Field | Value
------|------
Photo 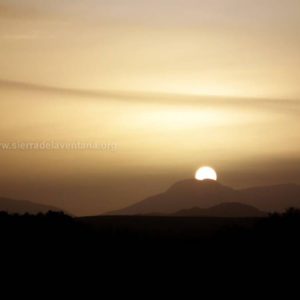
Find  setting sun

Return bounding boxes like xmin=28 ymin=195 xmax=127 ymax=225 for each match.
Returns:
xmin=195 ymin=167 xmax=217 ymax=181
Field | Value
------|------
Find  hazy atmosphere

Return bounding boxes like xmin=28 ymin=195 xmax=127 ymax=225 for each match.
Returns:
xmin=1 ymin=0 xmax=300 ymax=215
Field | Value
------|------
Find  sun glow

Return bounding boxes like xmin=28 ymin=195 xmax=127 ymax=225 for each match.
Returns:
xmin=195 ymin=166 xmax=217 ymax=181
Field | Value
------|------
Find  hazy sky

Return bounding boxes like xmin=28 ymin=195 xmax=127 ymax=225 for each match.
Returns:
xmin=1 ymin=0 xmax=300 ymax=97
xmin=0 ymin=1 xmax=300 ymax=215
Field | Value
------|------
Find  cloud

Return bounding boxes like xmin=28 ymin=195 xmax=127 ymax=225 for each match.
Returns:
xmin=0 ymin=79 xmax=299 ymax=126
xmin=0 ymin=78 xmax=298 ymax=107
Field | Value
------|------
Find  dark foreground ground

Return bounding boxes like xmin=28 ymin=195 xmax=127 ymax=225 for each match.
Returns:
xmin=2 ymin=209 xmax=300 ymax=285
xmin=1 ymin=209 xmax=300 ymax=252
xmin=79 ymin=215 xmax=259 ymax=241
xmin=2 ymin=210 xmax=299 ymax=290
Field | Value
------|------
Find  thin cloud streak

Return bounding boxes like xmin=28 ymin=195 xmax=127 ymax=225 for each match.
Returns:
xmin=1 ymin=79 xmax=299 ymax=113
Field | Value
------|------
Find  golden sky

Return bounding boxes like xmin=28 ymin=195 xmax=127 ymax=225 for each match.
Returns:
xmin=0 ymin=0 xmax=300 ymax=215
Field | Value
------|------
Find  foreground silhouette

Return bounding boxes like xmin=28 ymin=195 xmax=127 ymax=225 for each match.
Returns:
xmin=1 ymin=209 xmax=300 ymax=252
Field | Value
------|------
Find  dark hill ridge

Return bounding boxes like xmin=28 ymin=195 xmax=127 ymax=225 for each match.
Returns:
xmin=0 ymin=197 xmax=63 ymax=214
xmin=173 ymin=203 xmax=267 ymax=218
xmin=108 ymin=179 xmax=300 ymax=215
xmin=108 ymin=180 xmax=241 ymax=215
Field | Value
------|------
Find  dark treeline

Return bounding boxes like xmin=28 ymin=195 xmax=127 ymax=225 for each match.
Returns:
xmin=1 ymin=209 xmax=300 ymax=245
xmin=1 ymin=209 xmax=300 ymax=262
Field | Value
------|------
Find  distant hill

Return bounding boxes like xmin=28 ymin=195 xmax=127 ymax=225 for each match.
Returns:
xmin=108 ymin=180 xmax=241 ymax=215
xmin=240 ymin=184 xmax=300 ymax=212
xmin=0 ymin=197 xmax=63 ymax=214
xmin=173 ymin=203 xmax=267 ymax=218
xmin=108 ymin=179 xmax=300 ymax=215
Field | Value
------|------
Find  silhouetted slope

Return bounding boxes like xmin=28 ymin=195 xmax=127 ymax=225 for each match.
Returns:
xmin=0 ymin=197 xmax=62 ymax=214
xmin=109 ymin=179 xmax=240 ymax=215
xmin=108 ymin=179 xmax=300 ymax=215
xmin=240 ymin=184 xmax=300 ymax=212
xmin=173 ymin=203 xmax=267 ymax=217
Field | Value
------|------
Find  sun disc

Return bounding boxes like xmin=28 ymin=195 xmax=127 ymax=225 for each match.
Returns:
xmin=195 ymin=166 xmax=217 ymax=181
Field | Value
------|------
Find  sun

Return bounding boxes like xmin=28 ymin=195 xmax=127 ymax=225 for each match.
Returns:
xmin=195 ymin=166 xmax=217 ymax=181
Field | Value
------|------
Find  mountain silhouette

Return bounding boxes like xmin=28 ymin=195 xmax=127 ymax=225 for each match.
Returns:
xmin=0 ymin=197 xmax=63 ymax=214
xmin=173 ymin=203 xmax=266 ymax=218
xmin=108 ymin=179 xmax=240 ymax=215
xmin=108 ymin=179 xmax=300 ymax=215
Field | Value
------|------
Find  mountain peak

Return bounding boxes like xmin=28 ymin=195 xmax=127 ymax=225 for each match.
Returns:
xmin=166 ymin=178 xmax=234 ymax=199
xmin=107 ymin=179 xmax=300 ymax=215
xmin=168 ymin=178 xmax=225 ymax=192
xmin=108 ymin=178 xmax=239 ymax=215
